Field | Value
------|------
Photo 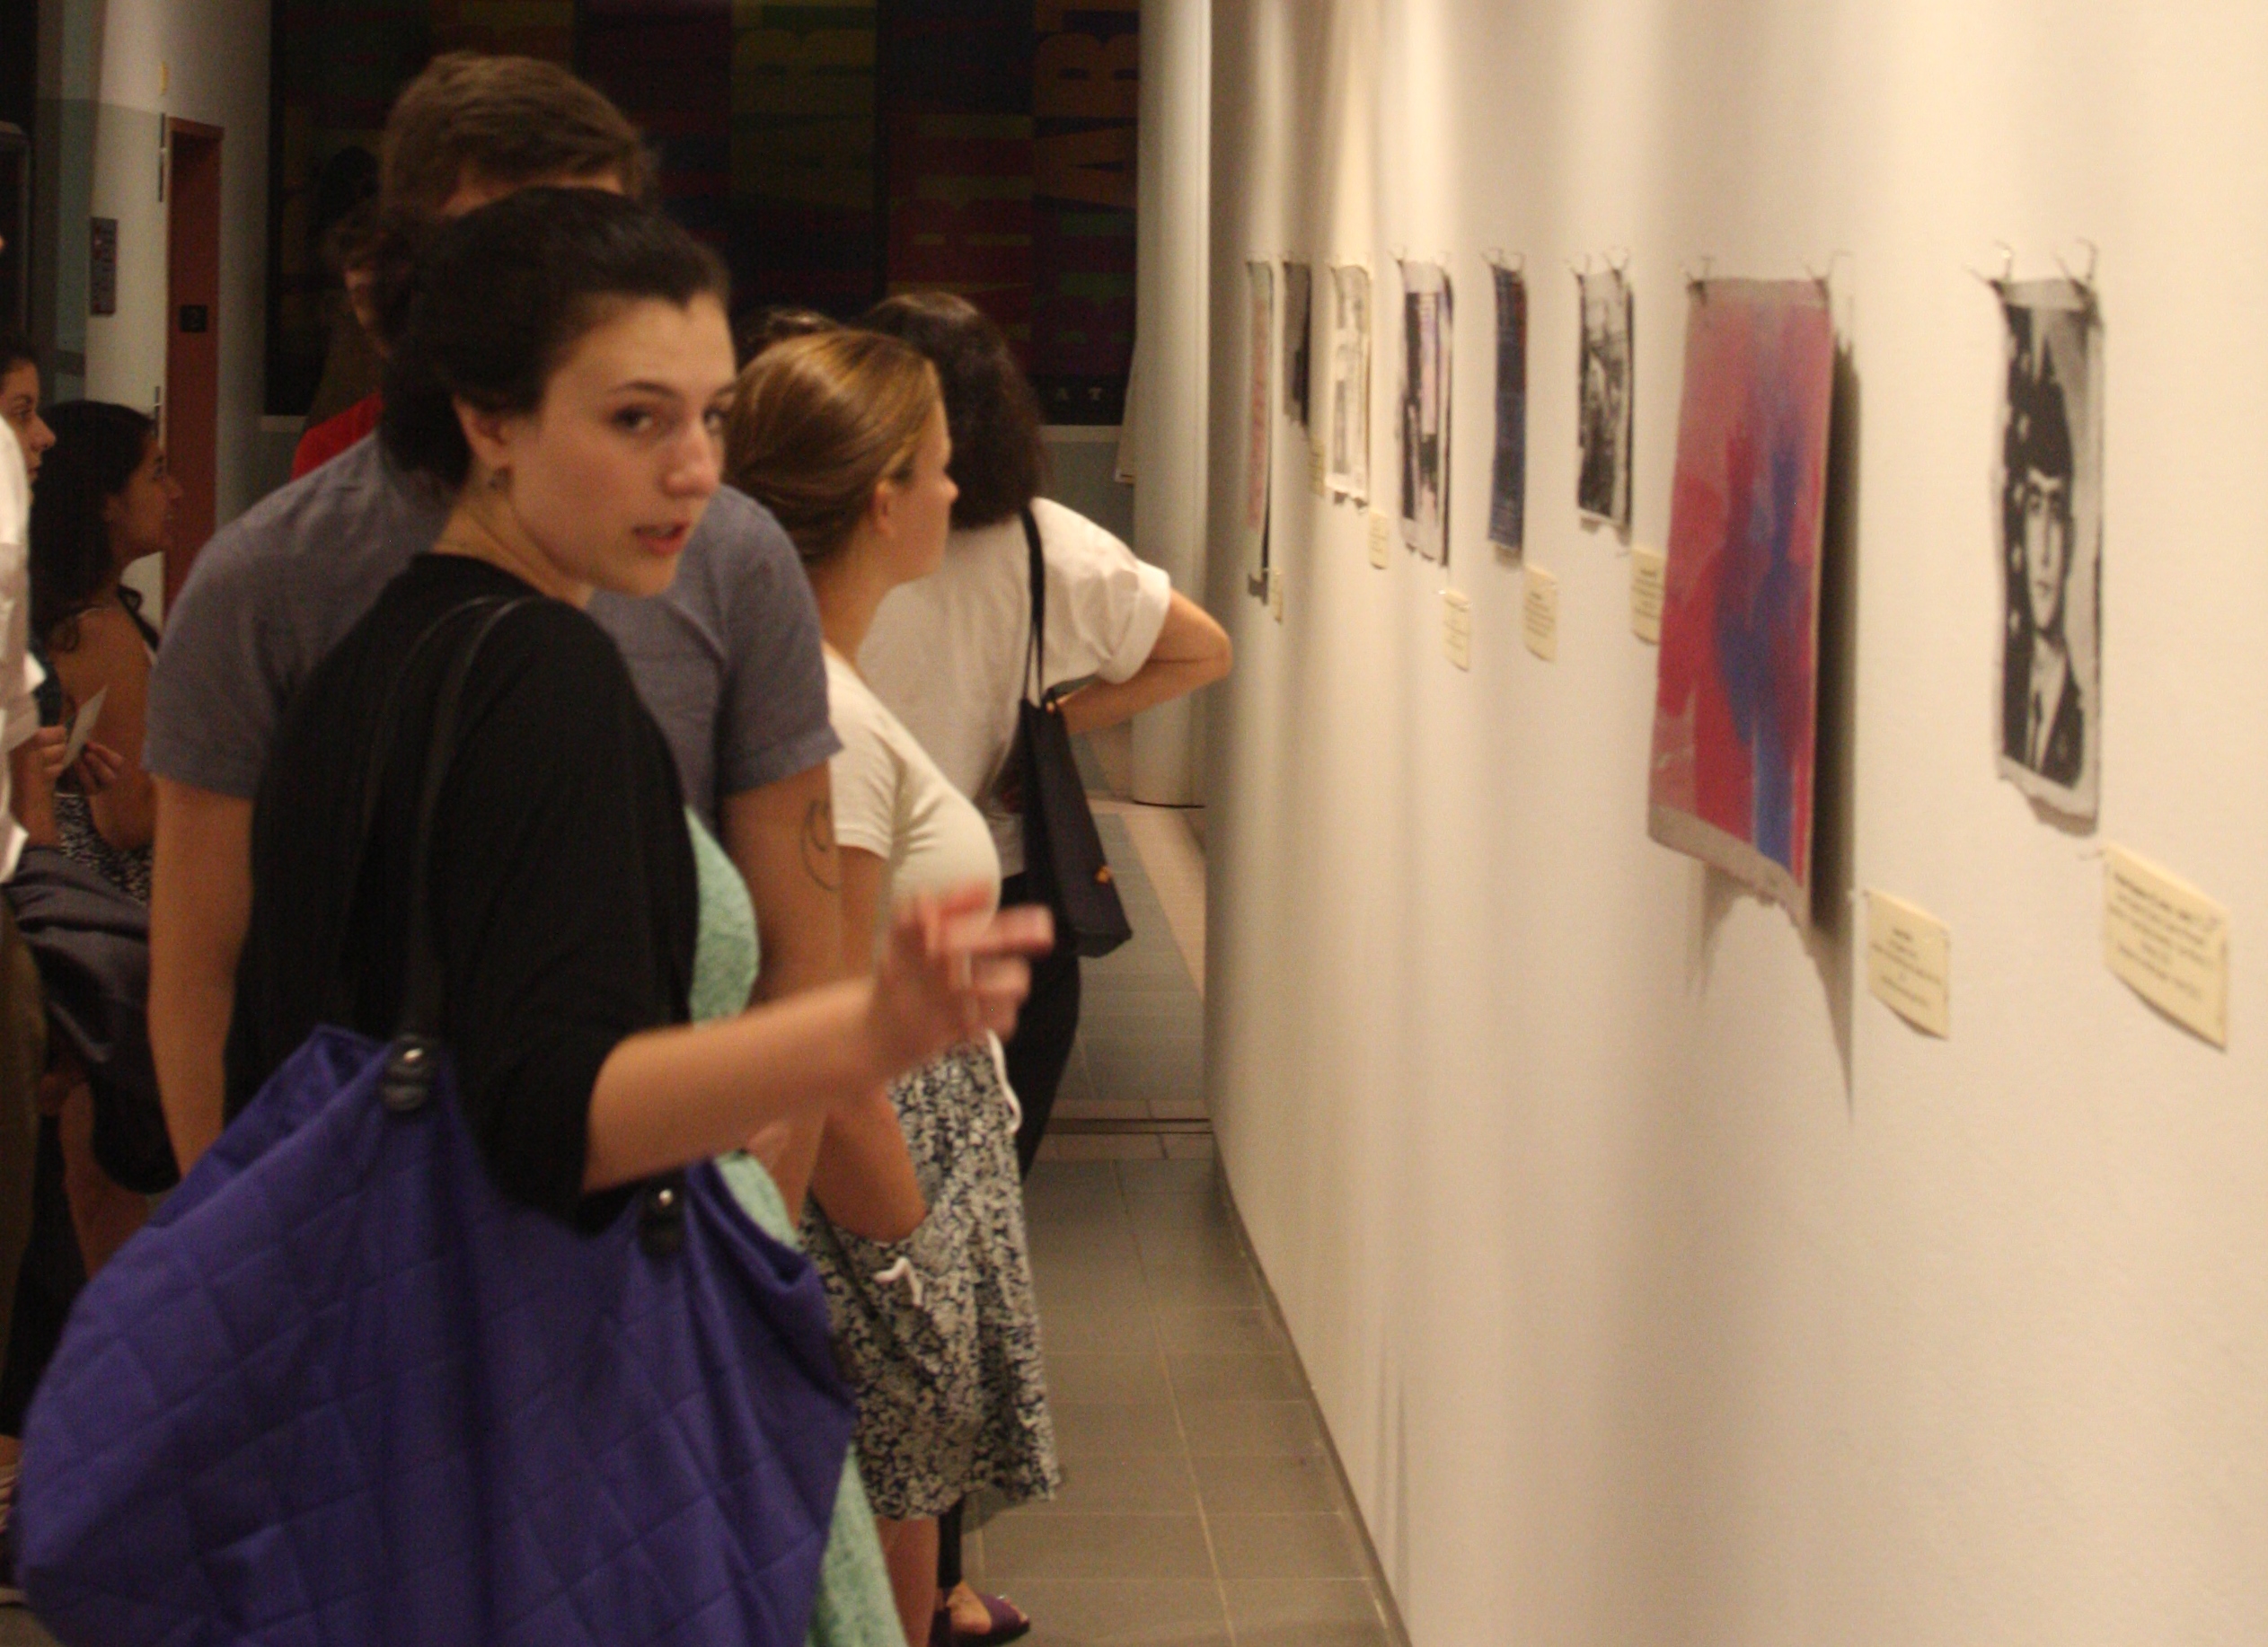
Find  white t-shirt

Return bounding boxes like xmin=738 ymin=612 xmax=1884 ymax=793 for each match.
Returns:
xmin=859 ymin=498 xmax=1172 ymax=876
xmin=825 ymin=651 xmax=1001 ymax=938
xmin=0 ymin=424 xmax=43 ymax=882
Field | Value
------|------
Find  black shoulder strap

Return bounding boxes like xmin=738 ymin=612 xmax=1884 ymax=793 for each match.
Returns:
xmin=1021 ymin=506 xmax=1046 ymax=707
xmin=342 ymin=595 xmax=533 ymax=1113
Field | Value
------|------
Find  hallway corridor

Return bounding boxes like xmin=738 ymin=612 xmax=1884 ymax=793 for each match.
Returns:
xmin=961 ymin=797 xmax=1407 ymax=1647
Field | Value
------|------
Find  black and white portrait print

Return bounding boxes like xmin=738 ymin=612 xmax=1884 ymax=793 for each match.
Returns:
xmin=1283 ymin=260 xmax=1312 ymax=429
xmin=1328 ymin=263 xmax=1372 ymax=505
xmin=1398 ymin=262 xmax=1452 ymax=564
xmin=1577 ymin=266 xmax=1632 ymax=531
xmin=1994 ymin=279 xmax=2101 ymax=821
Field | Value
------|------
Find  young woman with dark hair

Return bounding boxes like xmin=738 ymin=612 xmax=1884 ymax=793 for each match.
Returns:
xmin=222 ymin=187 xmax=1046 ymax=1637
xmin=729 ymin=329 xmax=1062 ymax=1647
xmin=26 ymin=401 xmax=173 ymax=901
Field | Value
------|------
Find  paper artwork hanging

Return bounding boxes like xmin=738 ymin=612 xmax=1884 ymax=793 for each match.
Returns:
xmin=1489 ymin=265 xmax=1527 ymax=559
xmin=1577 ymin=266 xmax=1633 ymax=531
xmin=1282 ymin=260 xmax=1312 ymax=429
xmin=1646 ymin=279 xmax=1836 ymax=921
xmin=1398 ymin=261 xmax=1452 ymax=563
xmin=1993 ymin=279 xmax=2101 ymax=822
xmin=1242 ymin=260 xmax=1274 ymax=591
xmin=1327 ymin=262 xmax=1372 ymax=506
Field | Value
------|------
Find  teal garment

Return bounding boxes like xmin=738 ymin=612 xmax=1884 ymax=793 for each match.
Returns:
xmin=689 ymin=812 xmax=903 ymax=1647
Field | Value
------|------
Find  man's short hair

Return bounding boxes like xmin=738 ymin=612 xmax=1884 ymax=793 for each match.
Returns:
xmin=380 ymin=52 xmax=650 ymax=222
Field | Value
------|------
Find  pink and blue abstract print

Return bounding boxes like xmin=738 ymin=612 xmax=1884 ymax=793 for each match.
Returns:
xmin=1647 ymin=281 xmax=1835 ymax=920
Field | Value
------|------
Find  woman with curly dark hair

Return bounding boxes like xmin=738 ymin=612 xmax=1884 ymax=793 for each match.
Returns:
xmin=27 ymin=401 xmax=174 ymax=901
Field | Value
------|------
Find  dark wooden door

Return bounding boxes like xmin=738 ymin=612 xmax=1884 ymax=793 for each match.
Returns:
xmin=164 ymin=119 xmax=222 ymax=606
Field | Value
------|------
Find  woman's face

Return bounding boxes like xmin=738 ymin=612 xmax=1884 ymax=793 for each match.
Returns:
xmin=479 ymin=294 xmax=737 ymax=601
xmin=882 ymin=402 xmax=957 ymax=585
xmin=106 ymin=435 xmax=182 ymax=564
xmin=2 ymin=364 xmax=55 ymax=483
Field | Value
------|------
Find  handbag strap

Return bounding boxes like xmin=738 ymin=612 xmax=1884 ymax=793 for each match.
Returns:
xmin=1021 ymin=506 xmax=1048 ymax=709
xmin=357 ymin=595 xmax=534 ymax=1114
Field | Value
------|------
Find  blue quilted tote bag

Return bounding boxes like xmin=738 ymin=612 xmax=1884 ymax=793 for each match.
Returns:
xmin=13 ymin=600 xmax=856 ymax=1646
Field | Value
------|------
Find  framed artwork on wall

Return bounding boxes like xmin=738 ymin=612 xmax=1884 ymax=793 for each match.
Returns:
xmin=1398 ymin=261 xmax=1452 ymax=564
xmin=1283 ymin=260 xmax=1312 ymax=429
xmin=1647 ymin=279 xmax=1836 ymax=921
xmin=1992 ymin=279 xmax=2101 ymax=822
xmin=1327 ymin=262 xmax=1372 ymax=506
xmin=1576 ymin=265 xmax=1633 ymax=532
xmin=1243 ymin=259 xmax=1274 ymax=593
xmin=1489 ymin=262 xmax=1527 ymax=560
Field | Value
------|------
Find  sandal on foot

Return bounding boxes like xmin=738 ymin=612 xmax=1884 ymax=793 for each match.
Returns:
xmin=950 ymin=1590 xmax=1031 ymax=1646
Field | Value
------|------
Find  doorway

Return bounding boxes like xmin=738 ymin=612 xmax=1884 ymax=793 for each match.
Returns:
xmin=164 ymin=119 xmax=221 ymax=606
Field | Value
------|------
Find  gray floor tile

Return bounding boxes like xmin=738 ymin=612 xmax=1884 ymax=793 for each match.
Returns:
xmin=1190 ymin=1451 xmax=1346 ymax=1515
xmin=1206 ymin=1513 xmax=1368 ymax=1581
xmin=1017 ymin=1453 xmax=1201 ymax=1516
xmin=1165 ymin=1352 xmax=1308 ymax=1403
xmin=1222 ymin=1580 xmax=1392 ymax=1647
xmin=1046 ymin=1352 xmax=1174 ymax=1405
xmin=1133 ymin=1221 xmax=1249 ymax=1272
xmin=982 ymin=1512 xmax=1213 ymax=1581
xmin=1160 ymin=1133 xmax=1218 ymax=1160
xmin=1151 ymin=1306 xmax=1288 ymax=1354
xmin=1040 ymin=1133 xmax=1169 ymax=1162
xmin=1115 ymin=1158 xmax=1231 ymax=1197
xmin=1039 ymin=1302 xmax=1160 ymax=1355
xmin=1139 ymin=1262 xmax=1261 ymax=1308
xmin=1005 ymin=1579 xmax=1230 ymax=1647
xmin=1047 ymin=1400 xmax=1185 ymax=1459
xmin=1178 ymin=1399 xmax=1328 ymax=1457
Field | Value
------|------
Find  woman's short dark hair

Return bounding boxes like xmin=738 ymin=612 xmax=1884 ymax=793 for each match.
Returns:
xmin=29 ymin=401 xmax=154 ymax=649
xmin=380 ymin=187 xmax=728 ymax=489
xmin=860 ymin=292 xmax=1046 ymax=529
xmin=0 ymin=332 xmax=35 ymax=381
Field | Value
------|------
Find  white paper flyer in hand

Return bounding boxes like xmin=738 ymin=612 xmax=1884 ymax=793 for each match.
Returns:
xmin=62 ymin=686 xmax=107 ymax=769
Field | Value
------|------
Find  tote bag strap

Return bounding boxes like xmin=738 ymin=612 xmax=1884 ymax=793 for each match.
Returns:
xmin=316 ymin=595 xmax=534 ymax=1112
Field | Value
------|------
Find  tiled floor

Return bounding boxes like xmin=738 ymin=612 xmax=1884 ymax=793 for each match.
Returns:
xmin=0 ymin=776 xmax=1403 ymax=1647
xmin=961 ymin=797 xmax=1408 ymax=1647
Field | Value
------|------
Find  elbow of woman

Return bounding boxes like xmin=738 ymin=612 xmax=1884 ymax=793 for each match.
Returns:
xmin=1198 ymin=626 xmax=1234 ymax=687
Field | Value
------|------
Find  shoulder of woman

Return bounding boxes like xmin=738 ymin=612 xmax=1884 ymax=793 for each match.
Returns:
xmin=1031 ymin=497 xmax=1134 ymax=568
xmin=53 ymin=601 xmax=148 ymax=668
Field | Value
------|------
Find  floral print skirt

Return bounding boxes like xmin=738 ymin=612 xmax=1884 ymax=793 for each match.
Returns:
xmin=799 ymin=1039 xmax=1061 ymax=1520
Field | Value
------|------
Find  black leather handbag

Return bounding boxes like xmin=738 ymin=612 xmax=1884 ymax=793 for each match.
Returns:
xmin=1015 ymin=507 xmax=1132 ymax=958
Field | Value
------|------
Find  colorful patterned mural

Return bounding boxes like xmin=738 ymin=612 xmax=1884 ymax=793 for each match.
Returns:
xmin=268 ymin=0 xmax=1134 ymax=422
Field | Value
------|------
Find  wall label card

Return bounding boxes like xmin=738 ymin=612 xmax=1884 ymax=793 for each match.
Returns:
xmin=2103 ymin=844 xmax=2228 ymax=1048
xmin=1630 ymin=544 xmax=1665 ymax=643
xmin=1368 ymin=511 xmax=1392 ymax=568
xmin=1522 ymin=565 xmax=1559 ymax=661
xmin=1865 ymin=891 xmax=1951 ymax=1038
xmin=1310 ymin=440 xmax=1327 ymax=497
xmin=1443 ymin=588 xmax=1472 ymax=670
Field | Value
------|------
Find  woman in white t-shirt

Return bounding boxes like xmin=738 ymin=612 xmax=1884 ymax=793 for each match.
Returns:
xmin=727 ymin=330 xmax=1060 ymax=1647
xmin=860 ymin=294 xmax=1232 ymax=1183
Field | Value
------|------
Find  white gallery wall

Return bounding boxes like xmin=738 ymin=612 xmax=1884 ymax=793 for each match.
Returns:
xmin=1199 ymin=3 xmax=2268 ymax=1644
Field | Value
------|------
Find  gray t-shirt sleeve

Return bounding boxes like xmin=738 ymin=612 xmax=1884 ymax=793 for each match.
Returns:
xmin=145 ymin=524 xmax=290 ymax=800
xmin=713 ymin=492 xmax=839 ymax=801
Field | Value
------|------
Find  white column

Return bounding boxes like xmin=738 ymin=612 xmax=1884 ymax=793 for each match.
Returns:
xmin=1127 ymin=0 xmax=1210 ymax=806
